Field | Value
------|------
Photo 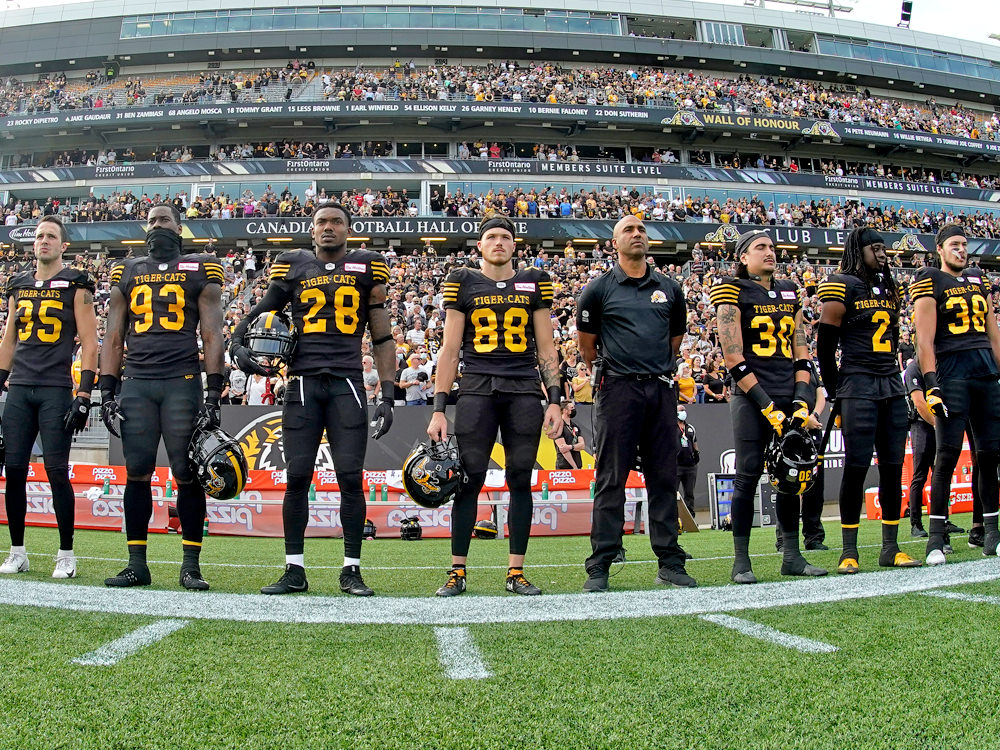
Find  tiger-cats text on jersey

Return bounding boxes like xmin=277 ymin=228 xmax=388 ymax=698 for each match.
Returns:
xmin=6 ymin=267 xmax=94 ymax=387
xmin=442 ymin=267 xmax=553 ymax=378
xmin=111 ymin=254 xmax=224 ymax=378
xmin=817 ymin=273 xmax=899 ymax=376
xmin=909 ymin=266 xmax=998 ymax=379
xmin=268 ymin=248 xmax=389 ymax=376
xmin=710 ymin=276 xmax=801 ymax=400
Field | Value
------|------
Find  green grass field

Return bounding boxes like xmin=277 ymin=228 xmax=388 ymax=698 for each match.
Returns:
xmin=1 ymin=515 xmax=999 ymax=750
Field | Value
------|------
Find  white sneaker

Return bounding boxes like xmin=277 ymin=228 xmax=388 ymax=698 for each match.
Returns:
xmin=0 ymin=551 xmax=29 ymax=574
xmin=52 ymin=554 xmax=77 ymax=579
xmin=926 ymin=549 xmax=947 ymax=566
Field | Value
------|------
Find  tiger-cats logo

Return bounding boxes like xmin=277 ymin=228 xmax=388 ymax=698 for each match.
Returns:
xmin=703 ymin=225 xmax=741 ymax=244
xmin=234 ymin=413 xmax=335 ymax=471
xmin=892 ymin=233 xmax=928 ymax=254
xmin=661 ymin=111 xmax=705 ymax=127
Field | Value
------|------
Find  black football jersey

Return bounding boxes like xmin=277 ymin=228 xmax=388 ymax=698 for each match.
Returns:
xmin=909 ymin=267 xmax=992 ymax=358
xmin=267 ymin=248 xmax=389 ymax=376
xmin=111 ymin=253 xmax=224 ymax=378
xmin=442 ymin=267 xmax=553 ymax=378
xmin=6 ymin=267 xmax=94 ymax=387
xmin=817 ymin=274 xmax=899 ymax=376
xmin=709 ymin=276 xmax=800 ymax=400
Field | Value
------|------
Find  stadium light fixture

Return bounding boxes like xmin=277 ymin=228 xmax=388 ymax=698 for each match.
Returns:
xmin=266 ymin=237 xmax=294 ymax=243
xmin=121 ymin=240 xmax=145 ymax=245
xmin=348 ymin=237 xmax=371 ymax=242
xmin=419 ymin=237 xmax=448 ymax=242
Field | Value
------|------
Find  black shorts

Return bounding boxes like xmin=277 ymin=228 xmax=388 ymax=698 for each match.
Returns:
xmin=282 ymin=373 xmax=368 ymax=478
xmin=839 ymin=395 xmax=908 ymax=466
xmin=120 ymin=375 xmax=203 ymax=481
xmin=936 ymin=376 xmax=1000 ymax=453
xmin=2 ymin=385 xmax=72 ymax=469
xmin=453 ymin=391 xmax=543 ymax=476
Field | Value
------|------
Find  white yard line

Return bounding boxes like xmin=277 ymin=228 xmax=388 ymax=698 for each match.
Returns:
xmin=700 ymin=613 xmax=839 ymax=653
xmin=921 ymin=590 xmax=1000 ymax=605
xmin=1 ymin=558 xmax=998 ymax=626
xmin=433 ymin=627 xmax=491 ymax=679
xmin=70 ymin=619 xmax=190 ymax=666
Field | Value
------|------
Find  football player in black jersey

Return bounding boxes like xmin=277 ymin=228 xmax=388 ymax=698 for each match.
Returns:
xmin=99 ymin=204 xmax=226 ymax=590
xmin=816 ymin=228 xmax=919 ymax=572
xmin=229 ymin=204 xmax=396 ymax=596
xmin=426 ymin=216 xmax=562 ymax=597
xmin=910 ymin=224 xmax=1000 ymax=563
xmin=712 ymin=229 xmax=827 ymax=583
xmin=0 ymin=216 xmax=97 ymax=579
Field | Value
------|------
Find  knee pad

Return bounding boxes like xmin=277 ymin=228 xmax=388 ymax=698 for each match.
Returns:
xmin=504 ymin=468 xmax=533 ymax=494
xmin=285 ymin=473 xmax=312 ymax=498
xmin=337 ymin=471 xmax=363 ymax=496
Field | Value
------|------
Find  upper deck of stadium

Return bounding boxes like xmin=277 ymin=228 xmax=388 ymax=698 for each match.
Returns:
xmin=1 ymin=0 xmax=998 ymax=101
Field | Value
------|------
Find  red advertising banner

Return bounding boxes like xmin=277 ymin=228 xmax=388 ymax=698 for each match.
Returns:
xmin=0 ymin=463 xmax=648 ymax=539
xmin=865 ymin=439 xmax=974 ymax=520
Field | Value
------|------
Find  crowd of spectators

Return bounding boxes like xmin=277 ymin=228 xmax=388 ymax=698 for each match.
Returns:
xmin=5 ymin=61 xmax=1000 ymax=141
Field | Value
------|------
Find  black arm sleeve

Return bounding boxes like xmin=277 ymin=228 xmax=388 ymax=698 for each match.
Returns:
xmin=817 ymin=322 xmax=840 ymax=399
xmin=230 ymin=283 xmax=291 ymax=347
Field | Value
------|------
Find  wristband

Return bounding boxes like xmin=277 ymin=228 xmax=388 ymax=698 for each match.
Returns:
xmin=78 ymin=368 xmax=97 ymax=397
xmin=546 ymin=385 xmax=562 ymax=406
xmin=206 ymin=372 xmax=225 ymax=399
xmin=433 ymin=392 xmax=448 ymax=413
xmin=794 ymin=359 xmax=814 ymax=374
xmin=793 ymin=379 xmax=815 ymax=412
xmin=380 ymin=380 xmax=394 ymax=401
xmin=98 ymin=373 xmax=119 ymax=400
xmin=730 ymin=361 xmax=752 ymax=382
xmin=923 ymin=371 xmax=939 ymax=391
xmin=372 ymin=334 xmax=393 ymax=346
xmin=368 ymin=302 xmax=385 ymax=310
xmin=745 ymin=383 xmax=773 ymax=411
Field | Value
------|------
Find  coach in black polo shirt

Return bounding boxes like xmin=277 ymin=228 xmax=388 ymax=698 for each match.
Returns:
xmin=576 ymin=215 xmax=693 ymax=591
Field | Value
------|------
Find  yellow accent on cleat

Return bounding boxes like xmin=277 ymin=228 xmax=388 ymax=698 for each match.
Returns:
xmin=892 ymin=552 xmax=922 ymax=568
xmin=837 ymin=558 xmax=860 ymax=574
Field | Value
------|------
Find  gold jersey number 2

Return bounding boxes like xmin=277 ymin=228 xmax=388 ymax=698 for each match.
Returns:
xmin=130 ymin=283 xmax=185 ymax=332
xmin=300 ymin=286 xmax=360 ymax=334
xmin=750 ymin=315 xmax=794 ymax=358
xmin=471 ymin=307 xmax=529 ymax=353
xmin=16 ymin=299 xmax=63 ymax=342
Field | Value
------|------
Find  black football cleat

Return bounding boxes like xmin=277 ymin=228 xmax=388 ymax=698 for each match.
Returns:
xmin=104 ymin=565 xmax=151 ymax=588
xmin=435 ymin=568 xmax=467 ymax=597
xmin=911 ymin=523 xmax=928 ymax=538
xmin=945 ymin=520 xmax=965 ymax=535
xmin=968 ymin=526 xmax=985 ymax=548
xmin=180 ymin=567 xmax=210 ymax=591
xmin=656 ymin=567 xmax=697 ymax=588
xmin=261 ymin=564 xmax=309 ymax=595
xmin=506 ymin=571 xmax=542 ymax=596
xmin=339 ymin=566 xmax=374 ymax=596
xmin=731 ymin=566 xmax=758 ymax=585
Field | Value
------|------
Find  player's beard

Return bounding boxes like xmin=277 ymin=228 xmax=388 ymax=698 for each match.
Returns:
xmin=943 ymin=256 xmax=966 ymax=274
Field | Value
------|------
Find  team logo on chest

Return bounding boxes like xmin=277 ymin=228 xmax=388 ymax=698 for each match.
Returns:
xmin=650 ymin=290 xmax=667 ymax=303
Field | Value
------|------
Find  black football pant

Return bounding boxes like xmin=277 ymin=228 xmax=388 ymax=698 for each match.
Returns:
xmin=908 ymin=419 xmax=935 ymax=524
xmin=677 ymin=464 xmax=697 ymax=515
xmin=452 ymin=392 xmax=543 ymax=558
xmin=3 ymin=385 xmax=74 ymax=550
xmin=587 ymin=375 xmax=684 ymax=573
xmin=119 ymin=376 xmax=206 ymax=546
xmin=928 ymin=376 xmax=1000 ymax=540
xmin=281 ymin=374 xmax=368 ymax=559
xmin=729 ymin=392 xmax=803 ymax=540
xmin=838 ymin=395 xmax=908 ymax=526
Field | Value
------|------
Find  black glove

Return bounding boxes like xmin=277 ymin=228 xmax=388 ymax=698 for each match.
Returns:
xmin=63 ymin=395 xmax=92 ymax=434
xmin=229 ymin=342 xmax=269 ymax=376
xmin=100 ymin=398 xmax=125 ymax=438
xmin=98 ymin=374 xmax=125 ymax=439
xmin=370 ymin=398 xmax=394 ymax=440
xmin=198 ymin=395 xmax=221 ymax=430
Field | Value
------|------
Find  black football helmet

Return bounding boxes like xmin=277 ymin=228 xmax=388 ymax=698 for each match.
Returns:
xmin=473 ymin=519 xmax=498 ymax=539
xmin=245 ymin=311 xmax=296 ymax=372
xmin=363 ymin=518 xmax=377 ymax=540
xmin=188 ymin=424 xmax=249 ymax=500
xmin=400 ymin=516 xmax=422 ymax=541
xmin=402 ymin=438 xmax=465 ymax=509
xmin=765 ymin=426 xmax=818 ymax=496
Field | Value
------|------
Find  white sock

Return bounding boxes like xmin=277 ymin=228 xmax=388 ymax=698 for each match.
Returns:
xmin=285 ymin=554 xmax=304 ymax=568
xmin=57 ymin=549 xmax=74 ymax=559
xmin=343 ymin=556 xmax=361 ymax=568
xmin=10 ymin=545 xmax=25 ymax=555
